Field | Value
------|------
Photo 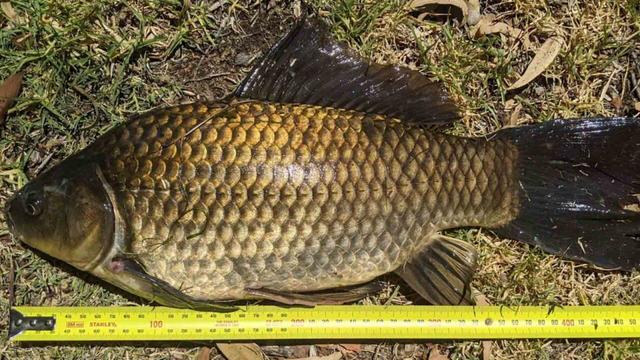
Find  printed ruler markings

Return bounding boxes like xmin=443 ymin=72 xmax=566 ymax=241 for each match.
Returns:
xmin=9 ymin=305 xmax=640 ymax=341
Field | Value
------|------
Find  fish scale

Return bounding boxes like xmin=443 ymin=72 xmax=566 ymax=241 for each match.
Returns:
xmin=90 ymin=100 xmax=518 ymax=300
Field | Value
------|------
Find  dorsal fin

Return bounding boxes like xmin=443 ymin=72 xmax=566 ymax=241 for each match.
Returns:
xmin=234 ymin=17 xmax=459 ymax=126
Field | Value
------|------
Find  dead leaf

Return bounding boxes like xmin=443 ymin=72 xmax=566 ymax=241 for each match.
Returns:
xmin=470 ymin=15 xmax=531 ymax=50
xmin=504 ymin=99 xmax=523 ymax=126
xmin=507 ymin=37 xmax=563 ymax=91
xmin=1 ymin=2 xmax=25 ymax=25
xmin=472 ymin=15 xmax=520 ymax=38
xmin=634 ymin=102 xmax=640 ymax=112
xmin=466 ymin=0 xmax=481 ymax=25
xmin=0 ymin=72 xmax=23 ymax=124
xmin=1 ymin=2 xmax=17 ymax=22
xmin=293 ymin=352 xmax=343 ymax=360
xmin=216 ymin=343 xmax=265 ymax=360
xmin=196 ymin=347 xmax=212 ymax=360
xmin=427 ymin=345 xmax=448 ymax=360
xmin=624 ymin=203 xmax=640 ymax=213
xmin=339 ymin=344 xmax=362 ymax=353
xmin=475 ymin=293 xmax=493 ymax=360
xmin=409 ymin=0 xmax=468 ymax=23
xmin=611 ymin=96 xmax=623 ymax=112
xmin=287 ymin=345 xmax=312 ymax=358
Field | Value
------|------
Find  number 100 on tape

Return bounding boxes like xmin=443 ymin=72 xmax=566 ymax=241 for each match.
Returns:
xmin=9 ymin=305 xmax=640 ymax=342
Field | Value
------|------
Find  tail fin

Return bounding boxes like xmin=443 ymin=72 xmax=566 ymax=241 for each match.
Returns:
xmin=495 ymin=118 xmax=640 ymax=270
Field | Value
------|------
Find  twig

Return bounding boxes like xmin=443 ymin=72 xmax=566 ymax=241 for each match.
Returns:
xmin=71 ymin=84 xmax=108 ymax=119
xmin=9 ymin=255 xmax=15 ymax=307
xmin=383 ymin=285 xmax=401 ymax=306
xmin=631 ymin=72 xmax=640 ymax=100
xmin=373 ymin=344 xmax=382 ymax=360
xmin=33 ymin=152 xmax=54 ymax=175
xmin=185 ymin=72 xmax=231 ymax=83
xmin=632 ymin=53 xmax=640 ymax=99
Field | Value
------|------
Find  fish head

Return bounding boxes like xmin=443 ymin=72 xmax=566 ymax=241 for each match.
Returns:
xmin=5 ymin=156 xmax=115 ymax=271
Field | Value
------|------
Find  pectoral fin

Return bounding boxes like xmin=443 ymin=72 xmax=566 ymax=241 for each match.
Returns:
xmin=235 ymin=17 xmax=458 ymax=127
xmin=395 ymin=235 xmax=477 ymax=305
xmin=105 ymin=257 xmax=237 ymax=311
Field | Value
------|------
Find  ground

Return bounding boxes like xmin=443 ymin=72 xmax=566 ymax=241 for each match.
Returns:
xmin=1 ymin=0 xmax=640 ymax=359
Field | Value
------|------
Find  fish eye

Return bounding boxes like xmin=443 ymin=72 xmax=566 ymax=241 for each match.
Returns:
xmin=23 ymin=191 xmax=44 ymax=217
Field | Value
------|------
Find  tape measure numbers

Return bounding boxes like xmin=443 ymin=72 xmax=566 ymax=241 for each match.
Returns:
xmin=9 ymin=305 xmax=640 ymax=341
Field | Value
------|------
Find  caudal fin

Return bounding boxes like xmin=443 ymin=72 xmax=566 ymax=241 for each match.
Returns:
xmin=495 ymin=118 xmax=640 ymax=270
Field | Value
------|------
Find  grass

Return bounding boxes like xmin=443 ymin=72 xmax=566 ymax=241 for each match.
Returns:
xmin=1 ymin=0 xmax=640 ymax=358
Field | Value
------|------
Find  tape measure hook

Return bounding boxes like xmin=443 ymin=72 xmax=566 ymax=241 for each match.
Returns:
xmin=9 ymin=309 xmax=55 ymax=339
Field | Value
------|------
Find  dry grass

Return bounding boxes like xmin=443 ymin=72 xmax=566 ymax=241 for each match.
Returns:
xmin=1 ymin=0 xmax=640 ymax=359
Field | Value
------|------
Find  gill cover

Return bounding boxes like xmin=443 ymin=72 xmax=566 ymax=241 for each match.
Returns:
xmin=6 ymin=155 xmax=115 ymax=271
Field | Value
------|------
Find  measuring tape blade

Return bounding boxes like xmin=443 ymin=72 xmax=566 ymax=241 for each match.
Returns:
xmin=9 ymin=305 xmax=640 ymax=341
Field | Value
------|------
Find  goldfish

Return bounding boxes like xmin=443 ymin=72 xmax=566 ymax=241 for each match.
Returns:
xmin=6 ymin=18 xmax=639 ymax=308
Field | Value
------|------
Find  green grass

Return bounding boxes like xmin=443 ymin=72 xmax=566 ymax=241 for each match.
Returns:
xmin=2 ymin=0 xmax=640 ymax=359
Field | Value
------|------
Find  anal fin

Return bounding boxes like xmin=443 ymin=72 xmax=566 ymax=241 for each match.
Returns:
xmin=245 ymin=281 xmax=383 ymax=307
xmin=395 ymin=235 xmax=477 ymax=305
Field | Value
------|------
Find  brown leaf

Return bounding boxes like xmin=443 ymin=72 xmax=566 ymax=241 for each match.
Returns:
xmin=0 ymin=72 xmax=22 ymax=124
xmin=507 ymin=37 xmax=563 ymax=91
xmin=470 ymin=15 xmax=532 ymax=50
xmin=504 ymin=99 xmax=523 ymax=126
xmin=293 ymin=352 xmax=342 ymax=360
xmin=216 ymin=343 xmax=265 ymax=360
xmin=196 ymin=347 xmax=212 ymax=360
xmin=1 ymin=2 xmax=25 ymax=25
xmin=482 ymin=336 xmax=493 ymax=360
xmin=611 ymin=96 xmax=623 ymax=112
xmin=409 ymin=0 xmax=469 ymax=22
xmin=427 ymin=345 xmax=449 ymax=360
xmin=466 ymin=0 xmax=481 ymax=25
xmin=475 ymin=293 xmax=493 ymax=360
xmin=339 ymin=344 xmax=362 ymax=353
xmin=472 ymin=16 xmax=521 ymax=38
xmin=287 ymin=345 xmax=312 ymax=358
xmin=634 ymin=102 xmax=640 ymax=112
xmin=1 ymin=2 xmax=17 ymax=22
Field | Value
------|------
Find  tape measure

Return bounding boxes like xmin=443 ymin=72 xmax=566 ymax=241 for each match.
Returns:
xmin=9 ymin=305 xmax=640 ymax=341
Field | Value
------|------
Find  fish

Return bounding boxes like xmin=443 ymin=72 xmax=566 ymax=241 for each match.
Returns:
xmin=5 ymin=17 xmax=640 ymax=309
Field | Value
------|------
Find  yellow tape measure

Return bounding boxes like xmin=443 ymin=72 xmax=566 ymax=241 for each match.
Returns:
xmin=9 ymin=305 xmax=640 ymax=341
